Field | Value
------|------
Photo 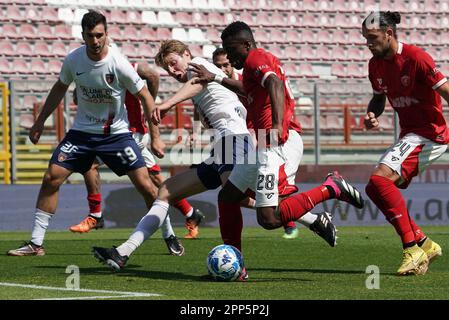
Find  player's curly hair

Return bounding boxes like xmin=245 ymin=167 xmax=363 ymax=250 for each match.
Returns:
xmin=363 ymin=11 xmax=401 ymax=38
xmin=81 ymin=10 xmax=107 ymax=32
xmin=155 ymin=40 xmax=192 ymax=70
xmin=220 ymin=21 xmax=255 ymax=42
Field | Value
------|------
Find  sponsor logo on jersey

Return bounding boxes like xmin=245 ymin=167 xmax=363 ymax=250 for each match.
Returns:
xmin=391 ymin=156 xmax=400 ymax=162
xmin=266 ymin=193 xmax=274 ymax=199
xmin=105 ymin=73 xmax=115 ymax=84
xmin=392 ymin=96 xmax=419 ymax=108
xmin=401 ymin=75 xmax=410 ymax=87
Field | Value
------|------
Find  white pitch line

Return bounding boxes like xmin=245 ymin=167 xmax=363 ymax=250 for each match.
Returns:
xmin=0 ymin=282 xmax=162 ymax=300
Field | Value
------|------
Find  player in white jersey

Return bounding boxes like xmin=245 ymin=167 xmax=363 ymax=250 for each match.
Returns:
xmin=91 ymin=40 xmax=254 ymax=274
xmin=8 ymin=11 xmax=163 ymax=256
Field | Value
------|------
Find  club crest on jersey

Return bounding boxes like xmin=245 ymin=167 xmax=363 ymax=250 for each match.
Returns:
xmin=105 ymin=73 xmax=115 ymax=84
xmin=401 ymin=75 xmax=410 ymax=87
xmin=57 ymin=152 xmax=67 ymax=162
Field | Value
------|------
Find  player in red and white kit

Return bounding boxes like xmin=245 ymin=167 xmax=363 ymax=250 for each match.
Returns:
xmin=191 ymin=22 xmax=364 ymax=271
xmin=69 ymin=61 xmax=205 ymax=255
xmin=362 ymin=11 xmax=449 ymax=275
xmin=210 ymin=47 xmax=338 ymax=241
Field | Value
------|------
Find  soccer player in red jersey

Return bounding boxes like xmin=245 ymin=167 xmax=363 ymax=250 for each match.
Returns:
xmin=70 ymin=61 xmax=205 ymax=247
xmin=212 ymin=47 xmax=300 ymax=239
xmin=362 ymin=11 xmax=448 ymax=275
xmin=191 ymin=22 xmax=364 ymax=265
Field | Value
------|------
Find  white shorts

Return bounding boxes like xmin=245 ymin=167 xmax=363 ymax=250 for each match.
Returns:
xmin=132 ymin=132 xmax=160 ymax=173
xmin=229 ymin=130 xmax=303 ymax=207
xmin=379 ymin=133 xmax=447 ymax=188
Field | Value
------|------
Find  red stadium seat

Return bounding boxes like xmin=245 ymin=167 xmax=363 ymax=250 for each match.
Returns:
xmin=12 ymin=58 xmax=30 ymax=74
xmin=424 ymin=0 xmax=440 ymax=13
xmin=315 ymin=46 xmax=331 ymax=61
xmin=120 ymin=43 xmax=138 ymax=58
xmin=0 ymin=40 xmax=15 ymax=56
xmin=0 ymin=58 xmax=11 ymax=74
xmin=333 ymin=0 xmax=348 ymax=12
xmin=253 ymin=28 xmax=270 ymax=43
xmin=25 ymin=7 xmax=43 ymax=22
xmin=331 ymin=63 xmax=346 ymax=77
xmin=270 ymin=29 xmax=286 ymax=44
xmin=20 ymin=23 xmax=37 ymax=39
xmin=347 ymin=29 xmax=364 ymax=45
xmin=208 ymin=12 xmax=226 ymax=26
xmin=140 ymin=27 xmax=158 ymax=41
xmin=299 ymin=29 xmax=315 ymax=44
xmin=299 ymin=46 xmax=315 ymax=60
xmin=284 ymin=46 xmax=299 ymax=60
xmin=301 ymin=14 xmax=317 ymax=28
xmin=31 ymin=59 xmax=47 ymax=74
xmin=123 ymin=26 xmax=140 ymax=42
xmin=332 ymin=29 xmax=347 ymax=44
xmin=297 ymin=64 xmax=317 ymax=78
xmin=36 ymin=24 xmax=56 ymax=40
xmin=156 ymin=27 xmax=172 ymax=40
xmin=108 ymin=25 xmax=123 ymax=41
xmin=316 ymin=29 xmax=332 ymax=44
xmin=266 ymin=45 xmax=283 ymax=59
xmin=302 ymin=0 xmax=317 ymax=11
xmin=176 ymin=12 xmax=193 ymax=26
xmin=206 ymin=28 xmax=221 ymax=43
xmin=6 ymin=6 xmax=24 ymax=22
xmin=332 ymin=46 xmax=347 ymax=61
xmin=189 ymin=44 xmax=203 ymax=57
xmin=126 ymin=10 xmax=141 ymax=25
xmin=136 ymin=43 xmax=156 ymax=58
xmin=283 ymin=62 xmax=299 ymax=77
xmin=346 ymin=63 xmax=364 ymax=78
xmin=16 ymin=42 xmax=33 ymax=57
xmin=54 ymin=24 xmax=72 ymax=40
xmin=110 ymin=10 xmax=127 ymax=24
xmin=48 ymin=59 xmax=62 ymax=74
xmin=34 ymin=41 xmax=52 ymax=57
xmin=192 ymin=12 xmax=209 ymax=26
xmin=42 ymin=6 xmax=60 ymax=24
xmin=346 ymin=47 xmax=363 ymax=61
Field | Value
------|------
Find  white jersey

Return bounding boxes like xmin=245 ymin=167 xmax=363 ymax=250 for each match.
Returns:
xmin=59 ymin=45 xmax=145 ymax=134
xmin=187 ymin=57 xmax=248 ymax=137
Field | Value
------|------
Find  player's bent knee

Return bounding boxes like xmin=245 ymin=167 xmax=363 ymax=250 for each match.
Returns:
xmin=256 ymin=209 xmax=281 ymax=230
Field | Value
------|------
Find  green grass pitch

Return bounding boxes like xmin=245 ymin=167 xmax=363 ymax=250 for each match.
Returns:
xmin=0 ymin=226 xmax=448 ymax=300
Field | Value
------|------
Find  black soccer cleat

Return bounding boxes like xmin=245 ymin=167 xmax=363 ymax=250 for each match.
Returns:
xmin=185 ymin=208 xmax=205 ymax=239
xmin=323 ymin=171 xmax=364 ymax=209
xmin=164 ymin=235 xmax=185 ymax=256
xmin=309 ymin=212 xmax=337 ymax=247
xmin=92 ymin=246 xmax=128 ymax=271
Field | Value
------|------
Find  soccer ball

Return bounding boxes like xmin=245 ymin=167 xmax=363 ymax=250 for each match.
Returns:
xmin=206 ymin=244 xmax=244 ymax=281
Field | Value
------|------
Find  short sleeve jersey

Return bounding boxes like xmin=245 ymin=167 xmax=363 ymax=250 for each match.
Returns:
xmin=242 ymin=48 xmax=301 ymax=145
xmin=125 ymin=63 xmax=147 ymax=134
xmin=187 ymin=57 xmax=248 ymax=137
xmin=369 ymin=42 xmax=449 ymax=143
xmin=60 ymin=45 xmax=144 ymax=134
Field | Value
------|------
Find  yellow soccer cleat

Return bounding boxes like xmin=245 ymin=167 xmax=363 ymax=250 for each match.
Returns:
xmin=397 ymin=245 xmax=429 ymax=276
xmin=420 ymin=238 xmax=442 ymax=264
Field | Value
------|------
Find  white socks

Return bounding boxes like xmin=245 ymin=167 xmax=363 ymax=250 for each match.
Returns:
xmin=297 ymin=212 xmax=317 ymax=228
xmin=160 ymin=214 xmax=175 ymax=239
xmin=30 ymin=209 xmax=53 ymax=246
xmin=116 ymin=199 xmax=169 ymax=257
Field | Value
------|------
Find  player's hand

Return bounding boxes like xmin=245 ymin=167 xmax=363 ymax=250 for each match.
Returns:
xmin=151 ymin=138 xmax=166 ymax=159
xmin=188 ymin=63 xmax=216 ymax=84
xmin=29 ymin=121 xmax=44 ymax=144
xmin=364 ymin=112 xmax=379 ymax=130
xmin=151 ymin=104 xmax=169 ymax=125
xmin=272 ymin=123 xmax=284 ymax=144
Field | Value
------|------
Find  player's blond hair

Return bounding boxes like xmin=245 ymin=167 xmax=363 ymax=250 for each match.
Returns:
xmin=155 ymin=40 xmax=191 ymax=70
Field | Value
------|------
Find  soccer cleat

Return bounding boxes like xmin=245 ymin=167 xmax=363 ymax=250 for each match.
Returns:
xmin=236 ymin=266 xmax=249 ymax=282
xmin=92 ymin=246 xmax=128 ymax=271
xmin=184 ymin=208 xmax=205 ymax=239
xmin=396 ymin=245 xmax=429 ymax=276
xmin=309 ymin=212 xmax=338 ymax=247
xmin=420 ymin=238 xmax=442 ymax=264
xmin=282 ymin=227 xmax=299 ymax=239
xmin=323 ymin=171 xmax=364 ymax=209
xmin=7 ymin=241 xmax=45 ymax=256
xmin=164 ymin=235 xmax=185 ymax=256
xmin=69 ymin=216 xmax=104 ymax=233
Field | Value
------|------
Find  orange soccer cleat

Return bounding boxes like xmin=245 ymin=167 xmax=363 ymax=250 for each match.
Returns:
xmin=184 ymin=209 xmax=205 ymax=239
xmin=70 ymin=216 xmax=104 ymax=233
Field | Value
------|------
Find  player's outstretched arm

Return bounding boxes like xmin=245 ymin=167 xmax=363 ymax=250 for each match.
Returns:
xmin=189 ymin=62 xmax=246 ymax=96
xmin=29 ymin=79 xmax=69 ymax=144
xmin=137 ymin=63 xmax=160 ymax=99
xmin=364 ymin=93 xmax=385 ymax=130
xmin=436 ymin=82 xmax=449 ymax=105
xmin=152 ymin=78 xmax=205 ymax=124
xmin=265 ymin=74 xmax=285 ymax=141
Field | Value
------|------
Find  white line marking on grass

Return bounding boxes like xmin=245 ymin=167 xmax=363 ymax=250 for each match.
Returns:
xmin=0 ymin=282 xmax=162 ymax=300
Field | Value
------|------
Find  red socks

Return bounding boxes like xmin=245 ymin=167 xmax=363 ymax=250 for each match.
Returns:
xmin=173 ymin=199 xmax=193 ymax=216
xmin=279 ymin=185 xmax=331 ymax=225
xmin=87 ymin=193 xmax=102 ymax=214
xmin=218 ymin=201 xmax=243 ymax=252
xmin=365 ymin=175 xmax=423 ymax=245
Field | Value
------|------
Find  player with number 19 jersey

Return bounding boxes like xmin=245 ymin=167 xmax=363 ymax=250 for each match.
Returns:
xmin=242 ymin=48 xmax=301 ymax=145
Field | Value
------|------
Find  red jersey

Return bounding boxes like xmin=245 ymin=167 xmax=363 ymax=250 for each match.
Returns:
xmin=242 ymin=48 xmax=301 ymax=145
xmin=125 ymin=63 xmax=148 ymax=134
xmin=369 ymin=42 xmax=449 ymax=144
